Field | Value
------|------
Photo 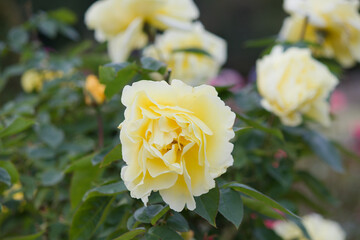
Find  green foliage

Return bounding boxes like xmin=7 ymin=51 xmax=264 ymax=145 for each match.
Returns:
xmin=194 ymin=186 xmax=220 ymax=226
xmin=219 ymin=188 xmax=244 ymax=228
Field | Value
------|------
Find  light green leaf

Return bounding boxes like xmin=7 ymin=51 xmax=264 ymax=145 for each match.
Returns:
xmin=112 ymin=228 xmax=146 ymax=240
xmin=37 ymin=124 xmax=64 ymax=148
xmin=70 ymin=196 xmax=115 ymax=240
xmin=64 ymin=154 xmax=95 ymax=173
xmin=0 ymin=167 xmax=11 ymax=186
xmin=49 ymin=8 xmax=77 ymax=24
xmin=236 ymin=113 xmax=283 ymax=140
xmin=219 ymin=188 xmax=244 ymax=228
xmin=100 ymin=144 xmax=122 ymax=168
xmin=146 ymin=226 xmax=183 ymax=240
xmin=0 ymin=117 xmax=35 ymax=138
xmin=194 ymin=186 xmax=220 ymax=226
xmin=82 ymin=181 xmax=127 ymax=201
xmin=0 ymin=161 xmax=19 ymax=184
xmin=225 ymin=183 xmax=297 ymax=218
xmin=150 ymin=205 xmax=170 ymax=225
xmin=167 ymin=212 xmax=190 ymax=232
xmin=3 ymin=231 xmax=44 ymax=240
xmin=172 ymin=47 xmax=212 ymax=58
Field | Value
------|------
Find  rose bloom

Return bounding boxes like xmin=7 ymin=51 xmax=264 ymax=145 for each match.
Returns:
xmin=280 ymin=0 xmax=360 ymax=68
xmin=257 ymin=46 xmax=338 ymax=127
xmin=144 ymin=23 xmax=227 ymax=86
xmin=84 ymin=74 xmax=106 ymax=105
xmin=21 ymin=69 xmax=64 ymax=93
xmin=274 ymin=213 xmax=346 ymax=240
xmin=85 ymin=0 xmax=199 ymax=62
xmin=119 ymin=80 xmax=235 ymax=211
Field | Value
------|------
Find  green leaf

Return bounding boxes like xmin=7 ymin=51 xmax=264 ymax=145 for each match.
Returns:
xmin=219 ymin=188 xmax=244 ymax=228
xmin=70 ymin=196 xmax=115 ymax=240
xmin=69 ymin=154 xmax=103 ymax=208
xmin=140 ymin=57 xmax=166 ymax=73
xmin=7 ymin=27 xmax=29 ymax=52
xmin=37 ymin=18 xmax=58 ymax=38
xmin=244 ymin=36 xmax=277 ymax=48
xmin=37 ymin=124 xmax=65 ymax=148
xmin=0 ymin=167 xmax=11 ymax=186
xmin=101 ymin=144 xmax=122 ymax=168
xmin=242 ymin=197 xmax=285 ymax=220
xmin=113 ymin=228 xmax=146 ymax=240
xmin=283 ymin=127 xmax=343 ymax=172
xmin=82 ymin=181 xmax=127 ymax=201
xmin=236 ymin=113 xmax=283 ymax=140
xmin=146 ymin=226 xmax=183 ymax=240
xmin=151 ymin=205 xmax=170 ymax=225
xmin=0 ymin=117 xmax=35 ymax=138
xmin=172 ymin=47 xmax=212 ymax=58
xmin=40 ymin=169 xmax=64 ymax=186
xmin=194 ymin=186 xmax=220 ymax=226
xmin=49 ymin=8 xmax=77 ymax=24
xmin=92 ymin=146 xmax=113 ymax=166
xmin=167 ymin=212 xmax=190 ymax=232
xmin=225 ymin=183 xmax=297 ymax=218
xmin=0 ymin=161 xmax=19 ymax=184
xmin=99 ymin=63 xmax=137 ymax=99
xmin=3 ymin=231 xmax=44 ymax=240
xmin=296 ymin=171 xmax=337 ymax=204
xmin=64 ymin=154 xmax=95 ymax=173
xmin=134 ymin=205 xmax=168 ymax=224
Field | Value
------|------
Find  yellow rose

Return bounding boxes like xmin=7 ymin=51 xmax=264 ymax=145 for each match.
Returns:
xmin=3 ymin=183 xmax=24 ymax=201
xmin=280 ymin=0 xmax=360 ymax=67
xmin=84 ymin=75 xmax=106 ymax=105
xmin=257 ymin=46 xmax=338 ymax=127
xmin=274 ymin=213 xmax=346 ymax=240
xmin=119 ymin=80 xmax=235 ymax=211
xmin=85 ymin=0 xmax=199 ymax=62
xmin=21 ymin=69 xmax=43 ymax=93
xmin=144 ymin=23 xmax=227 ymax=86
xmin=42 ymin=70 xmax=64 ymax=81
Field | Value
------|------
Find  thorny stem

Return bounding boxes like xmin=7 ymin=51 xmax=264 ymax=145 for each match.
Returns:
xmin=165 ymin=69 xmax=172 ymax=83
xmin=95 ymin=106 xmax=104 ymax=149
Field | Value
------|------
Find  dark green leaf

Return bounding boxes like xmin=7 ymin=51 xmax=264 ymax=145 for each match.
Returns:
xmin=59 ymin=25 xmax=79 ymax=41
xmin=146 ymin=226 xmax=183 ymax=240
xmin=0 ymin=117 xmax=35 ymax=138
xmin=82 ymin=181 xmax=127 ymax=201
xmin=134 ymin=205 xmax=167 ymax=224
xmin=101 ymin=144 xmax=122 ymax=167
xmin=3 ymin=231 xmax=44 ymax=240
xmin=296 ymin=171 xmax=337 ymax=204
xmin=194 ymin=186 xmax=220 ymax=226
xmin=37 ymin=124 xmax=64 ymax=148
xmin=244 ymin=36 xmax=277 ymax=48
xmin=236 ymin=113 xmax=283 ymax=140
xmin=225 ymin=183 xmax=297 ymax=218
xmin=0 ymin=167 xmax=11 ymax=186
xmin=167 ymin=212 xmax=190 ymax=232
xmin=151 ymin=205 xmax=170 ymax=225
xmin=37 ymin=19 xmax=58 ymax=38
xmin=99 ymin=63 xmax=137 ymax=99
xmin=92 ymin=146 xmax=113 ymax=166
xmin=40 ymin=169 xmax=64 ymax=186
xmin=283 ymin=127 xmax=343 ymax=172
xmin=140 ymin=57 xmax=166 ymax=73
xmin=70 ymin=197 xmax=114 ymax=240
xmin=0 ymin=161 xmax=19 ymax=184
xmin=242 ymin=197 xmax=284 ymax=220
xmin=113 ymin=228 xmax=146 ymax=240
xmin=172 ymin=47 xmax=212 ymax=58
xmin=219 ymin=188 xmax=244 ymax=228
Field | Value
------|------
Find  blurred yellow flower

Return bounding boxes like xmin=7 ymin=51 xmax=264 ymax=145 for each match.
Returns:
xmin=3 ymin=183 xmax=24 ymax=201
xmin=84 ymin=74 xmax=106 ymax=105
xmin=119 ymin=80 xmax=235 ymax=211
xmin=257 ymin=46 xmax=338 ymax=127
xmin=274 ymin=213 xmax=346 ymax=240
xmin=280 ymin=0 xmax=360 ymax=67
xmin=85 ymin=0 xmax=199 ymax=62
xmin=21 ymin=69 xmax=64 ymax=93
xmin=144 ymin=23 xmax=227 ymax=86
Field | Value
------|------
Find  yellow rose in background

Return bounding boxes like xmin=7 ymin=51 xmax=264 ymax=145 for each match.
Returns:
xmin=119 ymin=80 xmax=235 ymax=211
xmin=85 ymin=0 xmax=199 ymax=62
xmin=274 ymin=213 xmax=346 ymax=240
xmin=144 ymin=23 xmax=227 ymax=86
xmin=21 ymin=69 xmax=64 ymax=93
xmin=257 ymin=46 xmax=338 ymax=127
xmin=3 ymin=183 xmax=24 ymax=201
xmin=280 ymin=0 xmax=360 ymax=67
xmin=84 ymin=74 xmax=106 ymax=105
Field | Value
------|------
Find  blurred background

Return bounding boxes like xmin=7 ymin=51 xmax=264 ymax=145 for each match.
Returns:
xmin=1 ymin=0 xmax=359 ymax=238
